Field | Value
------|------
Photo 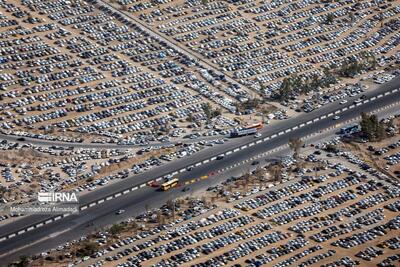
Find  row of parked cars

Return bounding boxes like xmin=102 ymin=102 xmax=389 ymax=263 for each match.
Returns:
xmin=0 ymin=0 xmax=251 ymax=144
xmin=57 ymin=144 xmax=399 ymax=267
xmin=128 ymin=0 xmax=399 ymax=99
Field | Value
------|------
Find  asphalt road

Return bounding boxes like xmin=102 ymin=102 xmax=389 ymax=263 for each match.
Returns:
xmin=0 ymin=77 xmax=399 ymax=263
xmin=2 ymin=77 xmax=399 ymax=238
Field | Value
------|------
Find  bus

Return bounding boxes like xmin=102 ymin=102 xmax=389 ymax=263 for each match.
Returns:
xmin=245 ymin=122 xmax=263 ymax=130
xmin=339 ymin=124 xmax=360 ymax=135
xmin=160 ymin=178 xmax=179 ymax=191
xmin=230 ymin=128 xmax=257 ymax=138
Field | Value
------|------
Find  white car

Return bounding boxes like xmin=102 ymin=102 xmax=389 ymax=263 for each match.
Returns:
xmin=339 ymin=100 xmax=348 ymax=104
xmin=333 ymin=115 xmax=340 ymax=120
xmin=116 ymin=209 xmax=125 ymax=215
xmin=254 ymin=133 xmax=262 ymax=138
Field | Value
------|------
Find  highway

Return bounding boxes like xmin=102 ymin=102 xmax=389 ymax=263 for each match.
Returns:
xmin=0 ymin=76 xmax=399 ymax=263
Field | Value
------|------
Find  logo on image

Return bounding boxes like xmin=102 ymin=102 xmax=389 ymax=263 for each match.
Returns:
xmin=38 ymin=192 xmax=79 ymax=203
